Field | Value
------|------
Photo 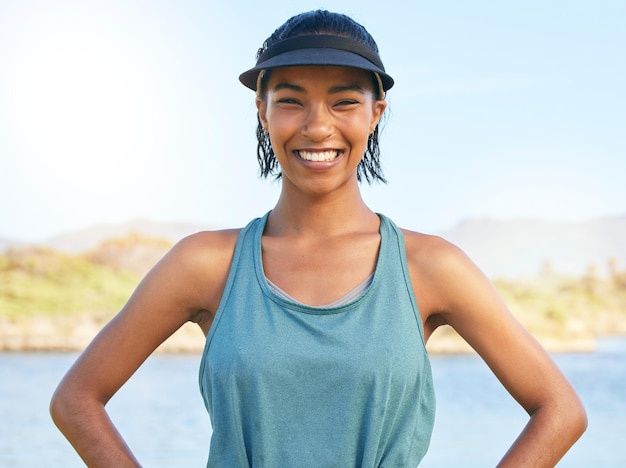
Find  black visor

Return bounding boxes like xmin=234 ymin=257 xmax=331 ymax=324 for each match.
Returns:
xmin=239 ymin=35 xmax=394 ymax=92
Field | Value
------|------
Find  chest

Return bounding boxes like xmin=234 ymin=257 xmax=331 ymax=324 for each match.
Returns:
xmin=261 ymin=232 xmax=380 ymax=306
xmin=207 ymin=291 xmax=425 ymax=400
xmin=202 ymin=285 xmax=433 ymax=466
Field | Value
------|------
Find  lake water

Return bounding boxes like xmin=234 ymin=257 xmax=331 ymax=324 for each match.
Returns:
xmin=1 ymin=338 xmax=624 ymax=467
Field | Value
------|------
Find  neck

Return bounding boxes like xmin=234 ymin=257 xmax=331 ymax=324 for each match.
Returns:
xmin=266 ymin=183 xmax=377 ymax=237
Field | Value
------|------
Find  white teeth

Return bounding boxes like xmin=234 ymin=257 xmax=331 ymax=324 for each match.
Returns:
xmin=298 ymin=150 xmax=339 ymax=162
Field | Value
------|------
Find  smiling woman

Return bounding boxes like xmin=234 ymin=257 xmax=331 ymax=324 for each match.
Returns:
xmin=48 ymin=9 xmax=586 ymax=468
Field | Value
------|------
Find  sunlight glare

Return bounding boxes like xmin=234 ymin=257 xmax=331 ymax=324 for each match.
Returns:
xmin=8 ymin=12 xmax=166 ymax=188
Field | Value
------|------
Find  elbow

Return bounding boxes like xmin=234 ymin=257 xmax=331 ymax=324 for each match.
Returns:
xmin=531 ymin=390 xmax=588 ymax=447
xmin=49 ymin=383 xmax=70 ymax=430
xmin=49 ymin=379 xmax=84 ymax=433
xmin=551 ymin=391 xmax=588 ymax=445
xmin=50 ymin=377 xmax=109 ymax=437
xmin=570 ymin=399 xmax=588 ymax=440
xmin=565 ymin=384 xmax=588 ymax=440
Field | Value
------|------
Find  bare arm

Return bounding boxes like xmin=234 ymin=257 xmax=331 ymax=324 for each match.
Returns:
xmin=405 ymin=233 xmax=587 ymax=467
xmin=50 ymin=230 xmax=237 ymax=466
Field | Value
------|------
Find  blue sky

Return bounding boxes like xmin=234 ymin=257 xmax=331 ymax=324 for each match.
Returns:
xmin=1 ymin=0 xmax=624 ymax=241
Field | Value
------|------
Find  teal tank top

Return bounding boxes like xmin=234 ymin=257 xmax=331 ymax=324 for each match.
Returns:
xmin=199 ymin=213 xmax=435 ymax=467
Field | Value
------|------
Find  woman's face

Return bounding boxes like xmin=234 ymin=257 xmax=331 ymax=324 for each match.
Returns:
xmin=257 ymin=65 xmax=386 ymax=196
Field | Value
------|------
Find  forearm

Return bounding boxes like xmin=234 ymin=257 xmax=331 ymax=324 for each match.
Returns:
xmin=50 ymin=392 xmax=140 ymax=467
xmin=497 ymin=402 xmax=587 ymax=467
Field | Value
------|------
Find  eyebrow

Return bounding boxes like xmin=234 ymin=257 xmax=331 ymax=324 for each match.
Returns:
xmin=328 ymin=84 xmax=366 ymax=94
xmin=272 ymin=83 xmax=305 ymax=93
xmin=271 ymin=82 xmax=366 ymax=94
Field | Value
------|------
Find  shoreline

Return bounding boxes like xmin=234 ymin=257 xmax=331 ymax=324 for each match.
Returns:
xmin=0 ymin=316 xmax=606 ymax=355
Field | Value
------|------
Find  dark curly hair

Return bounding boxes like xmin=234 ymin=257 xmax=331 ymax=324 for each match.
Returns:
xmin=254 ymin=10 xmax=388 ymax=184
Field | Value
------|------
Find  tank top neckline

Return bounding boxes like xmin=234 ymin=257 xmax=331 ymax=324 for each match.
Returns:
xmin=253 ymin=211 xmax=388 ymax=315
xmin=266 ymin=272 xmax=375 ymax=308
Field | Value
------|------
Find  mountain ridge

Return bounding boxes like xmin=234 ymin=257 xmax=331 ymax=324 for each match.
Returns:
xmin=439 ymin=214 xmax=626 ymax=278
xmin=2 ymin=214 xmax=625 ymax=279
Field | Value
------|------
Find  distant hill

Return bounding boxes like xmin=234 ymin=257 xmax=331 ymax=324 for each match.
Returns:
xmin=440 ymin=215 xmax=626 ymax=278
xmin=2 ymin=215 xmax=625 ymax=279
xmin=41 ymin=219 xmax=210 ymax=254
xmin=84 ymin=233 xmax=174 ymax=276
xmin=0 ymin=237 xmax=28 ymax=253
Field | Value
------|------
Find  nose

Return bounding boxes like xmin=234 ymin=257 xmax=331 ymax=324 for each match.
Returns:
xmin=301 ymin=103 xmax=333 ymax=141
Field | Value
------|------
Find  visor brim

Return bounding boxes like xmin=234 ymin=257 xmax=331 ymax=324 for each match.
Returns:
xmin=239 ymin=48 xmax=394 ymax=92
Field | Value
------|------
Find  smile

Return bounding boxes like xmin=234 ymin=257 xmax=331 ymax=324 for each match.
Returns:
xmin=296 ymin=150 xmax=340 ymax=162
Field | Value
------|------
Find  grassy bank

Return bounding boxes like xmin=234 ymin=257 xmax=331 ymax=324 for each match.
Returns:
xmin=0 ymin=247 xmax=139 ymax=320
xmin=2 ymin=241 xmax=626 ymax=353
xmin=428 ymin=271 xmax=626 ymax=353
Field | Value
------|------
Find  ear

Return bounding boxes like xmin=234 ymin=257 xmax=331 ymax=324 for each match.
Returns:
xmin=256 ymin=96 xmax=268 ymax=130
xmin=370 ymin=99 xmax=387 ymax=133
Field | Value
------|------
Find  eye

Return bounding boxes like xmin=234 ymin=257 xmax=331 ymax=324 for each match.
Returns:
xmin=276 ymin=97 xmax=302 ymax=106
xmin=334 ymin=99 xmax=360 ymax=109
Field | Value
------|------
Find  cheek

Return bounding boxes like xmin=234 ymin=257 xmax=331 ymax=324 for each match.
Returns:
xmin=266 ymin=106 xmax=300 ymax=133
xmin=267 ymin=120 xmax=295 ymax=150
xmin=344 ymin=114 xmax=374 ymax=142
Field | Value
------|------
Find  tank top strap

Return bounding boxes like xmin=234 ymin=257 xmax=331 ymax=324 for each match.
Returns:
xmin=376 ymin=213 xmax=427 ymax=344
xmin=202 ymin=214 xmax=267 ymax=351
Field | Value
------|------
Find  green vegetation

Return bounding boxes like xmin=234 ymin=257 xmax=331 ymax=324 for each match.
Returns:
xmin=494 ymin=272 xmax=626 ymax=341
xmin=0 ymin=246 xmax=140 ymax=320
xmin=1 ymin=240 xmax=626 ymax=352
xmin=426 ymin=261 xmax=626 ymax=353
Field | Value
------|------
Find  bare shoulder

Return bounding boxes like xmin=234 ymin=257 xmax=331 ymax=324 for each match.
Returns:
xmin=400 ymin=228 xmax=475 ymax=284
xmin=401 ymin=227 xmax=526 ymax=350
xmin=171 ymin=228 xmax=241 ymax=268
xmin=140 ymin=228 xmax=241 ymax=326
xmin=401 ymin=229 xmax=459 ymax=262
xmin=399 ymin=228 xmax=494 ymax=332
xmin=156 ymin=228 xmax=240 ymax=282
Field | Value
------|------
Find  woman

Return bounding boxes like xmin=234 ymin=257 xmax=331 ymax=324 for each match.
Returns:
xmin=51 ymin=10 xmax=587 ymax=467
